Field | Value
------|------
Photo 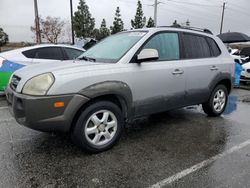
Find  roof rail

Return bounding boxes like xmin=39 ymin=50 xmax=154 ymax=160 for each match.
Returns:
xmin=158 ymin=25 xmax=213 ymax=35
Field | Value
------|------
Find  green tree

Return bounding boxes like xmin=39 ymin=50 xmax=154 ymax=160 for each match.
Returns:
xmin=146 ymin=17 xmax=155 ymax=28
xmin=0 ymin=28 xmax=9 ymax=46
xmin=97 ymin=19 xmax=110 ymax=40
xmin=131 ymin=0 xmax=146 ymax=29
xmin=73 ymin=0 xmax=95 ymax=38
xmin=110 ymin=7 xmax=124 ymax=34
xmin=92 ymin=28 xmax=100 ymax=40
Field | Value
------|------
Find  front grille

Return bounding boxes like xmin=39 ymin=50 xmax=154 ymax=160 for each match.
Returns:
xmin=10 ymin=75 xmax=21 ymax=91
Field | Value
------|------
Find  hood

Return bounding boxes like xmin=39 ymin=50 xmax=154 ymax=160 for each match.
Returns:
xmin=13 ymin=60 xmax=118 ymax=93
xmin=13 ymin=60 xmax=113 ymax=81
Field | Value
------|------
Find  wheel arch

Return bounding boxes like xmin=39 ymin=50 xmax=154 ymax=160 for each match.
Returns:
xmin=70 ymin=81 xmax=133 ymax=131
xmin=209 ymin=72 xmax=233 ymax=94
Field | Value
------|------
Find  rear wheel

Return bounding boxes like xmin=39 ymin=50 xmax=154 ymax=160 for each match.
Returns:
xmin=71 ymin=101 xmax=124 ymax=153
xmin=202 ymin=85 xmax=228 ymax=117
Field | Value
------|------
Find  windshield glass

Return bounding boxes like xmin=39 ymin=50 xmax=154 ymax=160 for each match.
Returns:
xmin=78 ymin=31 xmax=147 ymax=63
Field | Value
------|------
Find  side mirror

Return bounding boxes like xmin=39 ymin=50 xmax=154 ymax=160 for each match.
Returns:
xmin=137 ymin=49 xmax=159 ymax=63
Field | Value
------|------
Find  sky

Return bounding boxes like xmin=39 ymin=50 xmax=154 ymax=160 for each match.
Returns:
xmin=0 ymin=0 xmax=250 ymax=42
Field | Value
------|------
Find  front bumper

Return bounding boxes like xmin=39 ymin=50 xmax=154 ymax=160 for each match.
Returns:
xmin=6 ymin=86 xmax=89 ymax=132
xmin=240 ymin=75 xmax=250 ymax=82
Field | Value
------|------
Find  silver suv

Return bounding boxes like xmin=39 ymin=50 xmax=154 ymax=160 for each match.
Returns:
xmin=6 ymin=27 xmax=234 ymax=152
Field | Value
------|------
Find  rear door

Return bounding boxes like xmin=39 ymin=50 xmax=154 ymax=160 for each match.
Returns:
xmin=181 ymin=33 xmax=221 ymax=105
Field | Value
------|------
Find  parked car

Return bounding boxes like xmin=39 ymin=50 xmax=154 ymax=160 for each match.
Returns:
xmin=241 ymin=62 xmax=250 ymax=83
xmin=0 ymin=44 xmax=85 ymax=92
xmin=228 ymin=48 xmax=250 ymax=83
xmin=6 ymin=27 xmax=234 ymax=152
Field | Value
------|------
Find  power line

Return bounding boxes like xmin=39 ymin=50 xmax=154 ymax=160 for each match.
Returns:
xmin=227 ymin=7 xmax=250 ymax=17
xmin=162 ymin=0 xmax=220 ymax=8
xmin=158 ymin=6 xmax=218 ymax=23
xmin=160 ymin=0 xmax=221 ymax=17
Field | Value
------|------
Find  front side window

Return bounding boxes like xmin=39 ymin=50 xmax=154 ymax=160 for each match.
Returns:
xmin=183 ymin=34 xmax=211 ymax=59
xmin=78 ymin=31 xmax=147 ymax=63
xmin=64 ymin=48 xmax=84 ymax=60
xmin=142 ymin=32 xmax=180 ymax=61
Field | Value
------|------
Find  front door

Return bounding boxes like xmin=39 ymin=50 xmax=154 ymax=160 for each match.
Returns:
xmin=128 ymin=32 xmax=186 ymax=116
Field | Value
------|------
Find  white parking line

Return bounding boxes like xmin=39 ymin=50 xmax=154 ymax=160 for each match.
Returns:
xmin=150 ymin=139 xmax=250 ymax=188
xmin=0 ymin=118 xmax=15 ymax=123
xmin=0 ymin=106 xmax=8 ymax=110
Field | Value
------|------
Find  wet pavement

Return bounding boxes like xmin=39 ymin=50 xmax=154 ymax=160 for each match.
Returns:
xmin=0 ymin=89 xmax=250 ymax=188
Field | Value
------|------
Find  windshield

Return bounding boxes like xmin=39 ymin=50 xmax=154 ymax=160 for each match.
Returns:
xmin=78 ymin=31 xmax=147 ymax=63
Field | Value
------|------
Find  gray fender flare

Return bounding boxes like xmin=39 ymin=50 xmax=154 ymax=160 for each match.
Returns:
xmin=208 ymin=72 xmax=233 ymax=93
xmin=78 ymin=81 xmax=133 ymax=118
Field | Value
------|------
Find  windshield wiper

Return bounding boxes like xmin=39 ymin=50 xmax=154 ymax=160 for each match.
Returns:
xmin=78 ymin=56 xmax=96 ymax=62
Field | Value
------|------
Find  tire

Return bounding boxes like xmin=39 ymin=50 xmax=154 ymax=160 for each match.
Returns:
xmin=202 ymin=85 xmax=228 ymax=117
xmin=71 ymin=101 xmax=124 ymax=153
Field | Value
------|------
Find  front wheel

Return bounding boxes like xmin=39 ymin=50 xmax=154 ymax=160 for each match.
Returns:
xmin=202 ymin=85 xmax=228 ymax=117
xmin=72 ymin=101 xmax=124 ymax=153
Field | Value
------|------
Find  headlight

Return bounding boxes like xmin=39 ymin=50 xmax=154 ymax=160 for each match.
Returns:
xmin=22 ymin=73 xmax=55 ymax=95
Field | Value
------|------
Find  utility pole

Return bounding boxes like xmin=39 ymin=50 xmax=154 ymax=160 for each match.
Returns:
xmin=70 ymin=0 xmax=75 ymax=45
xmin=34 ymin=0 xmax=41 ymax=44
xmin=220 ymin=2 xmax=226 ymax=34
xmin=154 ymin=0 xmax=158 ymax=27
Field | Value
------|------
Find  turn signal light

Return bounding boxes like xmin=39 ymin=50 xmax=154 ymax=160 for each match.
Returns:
xmin=54 ymin=102 xmax=65 ymax=108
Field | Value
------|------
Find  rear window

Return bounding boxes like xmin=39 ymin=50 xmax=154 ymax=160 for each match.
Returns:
xmin=182 ymin=33 xmax=211 ymax=59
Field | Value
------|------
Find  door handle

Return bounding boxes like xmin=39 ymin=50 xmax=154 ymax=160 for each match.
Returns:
xmin=172 ymin=69 xmax=184 ymax=75
xmin=210 ymin=66 xmax=218 ymax=71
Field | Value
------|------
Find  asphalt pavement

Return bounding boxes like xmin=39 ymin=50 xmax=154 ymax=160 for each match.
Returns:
xmin=0 ymin=88 xmax=250 ymax=188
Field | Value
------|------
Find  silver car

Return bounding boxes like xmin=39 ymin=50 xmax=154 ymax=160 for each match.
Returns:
xmin=6 ymin=27 xmax=234 ymax=152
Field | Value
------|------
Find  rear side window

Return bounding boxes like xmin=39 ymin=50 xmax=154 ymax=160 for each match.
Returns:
xmin=34 ymin=47 xmax=63 ymax=60
xmin=22 ymin=49 xmax=36 ymax=58
xmin=182 ymin=33 xmax=211 ymax=59
xmin=64 ymin=48 xmax=83 ymax=60
xmin=143 ymin=32 xmax=180 ymax=61
xmin=206 ymin=37 xmax=221 ymax=57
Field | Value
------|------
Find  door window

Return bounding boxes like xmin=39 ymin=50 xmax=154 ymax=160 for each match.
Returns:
xmin=142 ymin=32 xmax=180 ymax=61
xmin=64 ymin=48 xmax=84 ymax=60
xmin=182 ymin=33 xmax=211 ymax=59
xmin=33 ymin=47 xmax=63 ymax=60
